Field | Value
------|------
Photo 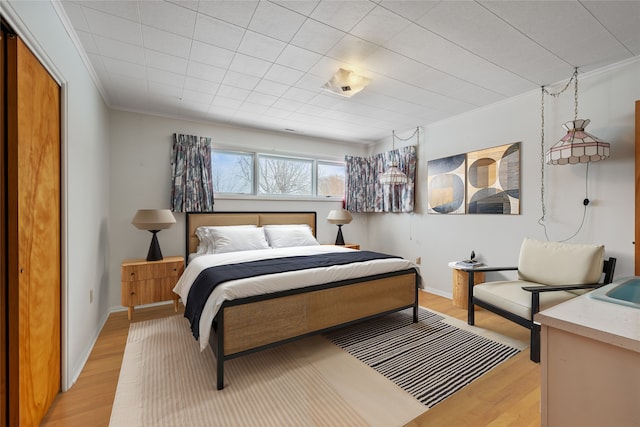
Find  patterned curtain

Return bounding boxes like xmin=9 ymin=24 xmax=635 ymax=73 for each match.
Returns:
xmin=170 ymin=133 xmax=214 ymax=212
xmin=345 ymin=146 xmax=416 ymax=213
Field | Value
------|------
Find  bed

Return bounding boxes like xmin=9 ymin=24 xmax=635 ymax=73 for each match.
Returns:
xmin=175 ymin=211 xmax=420 ymax=390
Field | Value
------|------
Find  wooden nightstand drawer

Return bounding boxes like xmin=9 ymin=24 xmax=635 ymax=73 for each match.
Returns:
xmin=122 ymin=278 xmax=178 ymax=306
xmin=121 ymin=256 xmax=185 ymax=319
xmin=121 ymin=257 xmax=184 ymax=281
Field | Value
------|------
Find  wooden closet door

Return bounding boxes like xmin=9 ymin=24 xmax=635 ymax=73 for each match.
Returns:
xmin=6 ymin=35 xmax=61 ymax=426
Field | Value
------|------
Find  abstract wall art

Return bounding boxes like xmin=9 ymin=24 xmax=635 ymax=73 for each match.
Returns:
xmin=427 ymin=153 xmax=466 ymax=214
xmin=466 ymin=142 xmax=520 ymax=215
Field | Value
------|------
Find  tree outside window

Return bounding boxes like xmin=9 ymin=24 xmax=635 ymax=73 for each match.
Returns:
xmin=258 ymin=155 xmax=312 ymax=196
xmin=212 ymin=150 xmax=253 ymax=194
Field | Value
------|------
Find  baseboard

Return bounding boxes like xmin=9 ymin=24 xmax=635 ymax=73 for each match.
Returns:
xmin=66 ymin=308 xmax=110 ymax=391
xmin=420 ymin=285 xmax=452 ymax=300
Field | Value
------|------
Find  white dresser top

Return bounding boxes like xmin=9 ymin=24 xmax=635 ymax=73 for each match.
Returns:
xmin=536 ymin=287 xmax=640 ymax=353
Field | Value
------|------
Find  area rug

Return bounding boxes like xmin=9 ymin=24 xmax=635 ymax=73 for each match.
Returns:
xmin=110 ymin=309 xmax=524 ymax=427
xmin=324 ymin=308 xmax=524 ymax=408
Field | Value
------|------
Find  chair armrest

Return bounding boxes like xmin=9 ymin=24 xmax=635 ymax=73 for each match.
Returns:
xmin=456 ymin=266 xmax=518 ymax=273
xmin=522 ymin=282 xmax=604 ymax=320
xmin=521 ymin=282 xmax=603 ymax=293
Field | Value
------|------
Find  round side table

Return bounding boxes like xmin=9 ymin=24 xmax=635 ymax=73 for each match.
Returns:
xmin=448 ymin=262 xmax=485 ymax=309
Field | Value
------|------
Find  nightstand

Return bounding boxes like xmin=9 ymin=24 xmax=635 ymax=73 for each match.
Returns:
xmin=325 ymin=243 xmax=360 ymax=250
xmin=121 ymin=256 xmax=185 ymax=320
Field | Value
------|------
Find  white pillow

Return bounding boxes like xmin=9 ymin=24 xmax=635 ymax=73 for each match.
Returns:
xmin=209 ymin=227 xmax=270 ymax=254
xmin=195 ymin=225 xmax=256 ymax=254
xmin=263 ymin=225 xmax=319 ymax=248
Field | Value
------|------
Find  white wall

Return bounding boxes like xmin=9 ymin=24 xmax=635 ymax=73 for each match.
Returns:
xmin=3 ymin=1 xmax=111 ymax=389
xmin=108 ymin=111 xmax=369 ymax=309
xmin=368 ymin=58 xmax=640 ymax=298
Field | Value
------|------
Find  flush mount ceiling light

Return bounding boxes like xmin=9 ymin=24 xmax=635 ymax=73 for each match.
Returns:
xmin=322 ymin=68 xmax=370 ymax=97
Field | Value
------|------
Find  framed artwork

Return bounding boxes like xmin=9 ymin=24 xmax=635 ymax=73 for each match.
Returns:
xmin=427 ymin=154 xmax=466 ymax=214
xmin=466 ymin=142 xmax=520 ymax=215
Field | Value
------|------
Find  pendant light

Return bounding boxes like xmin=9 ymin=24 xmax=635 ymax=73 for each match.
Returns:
xmin=379 ymin=129 xmax=413 ymax=185
xmin=543 ymin=68 xmax=610 ymax=165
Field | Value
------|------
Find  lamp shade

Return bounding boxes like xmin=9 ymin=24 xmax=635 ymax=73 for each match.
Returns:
xmin=132 ymin=209 xmax=176 ymax=231
xmin=327 ymin=209 xmax=353 ymax=225
xmin=545 ymin=119 xmax=610 ymax=165
xmin=379 ymin=161 xmax=409 ymax=185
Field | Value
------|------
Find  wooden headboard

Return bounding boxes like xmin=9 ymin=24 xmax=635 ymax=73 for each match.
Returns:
xmin=186 ymin=211 xmax=317 ymax=257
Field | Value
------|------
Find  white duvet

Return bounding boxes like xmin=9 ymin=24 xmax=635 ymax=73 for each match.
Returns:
xmin=173 ymin=245 xmax=418 ymax=350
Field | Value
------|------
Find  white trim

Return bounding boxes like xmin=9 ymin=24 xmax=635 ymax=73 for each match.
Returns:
xmin=67 ymin=309 xmax=110 ymax=387
xmin=50 ymin=0 xmax=109 ymax=104
xmin=59 ymin=83 xmax=70 ymax=391
xmin=421 ymin=285 xmax=452 ymax=300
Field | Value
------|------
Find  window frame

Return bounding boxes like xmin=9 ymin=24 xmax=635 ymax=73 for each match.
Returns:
xmin=211 ymin=146 xmax=345 ymax=201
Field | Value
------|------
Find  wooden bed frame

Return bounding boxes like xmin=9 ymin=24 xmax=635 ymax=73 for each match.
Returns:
xmin=185 ymin=211 xmax=419 ymax=390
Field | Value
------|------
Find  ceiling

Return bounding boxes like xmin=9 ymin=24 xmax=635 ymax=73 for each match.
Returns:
xmin=58 ymin=0 xmax=640 ymax=144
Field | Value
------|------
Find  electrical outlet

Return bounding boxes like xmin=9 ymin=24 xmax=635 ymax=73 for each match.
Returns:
xmin=90 ymin=289 xmax=93 ymax=304
xmin=415 ymin=257 xmax=421 ymax=265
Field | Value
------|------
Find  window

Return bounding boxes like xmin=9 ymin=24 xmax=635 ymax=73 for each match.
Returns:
xmin=258 ymin=154 xmax=312 ymax=196
xmin=211 ymin=150 xmax=253 ymax=194
xmin=318 ymin=161 xmax=346 ymax=198
xmin=211 ymin=148 xmax=345 ymax=198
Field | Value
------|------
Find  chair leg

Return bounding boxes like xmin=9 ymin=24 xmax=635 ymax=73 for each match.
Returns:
xmin=467 ymin=271 xmax=475 ymax=325
xmin=530 ymin=323 xmax=541 ymax=363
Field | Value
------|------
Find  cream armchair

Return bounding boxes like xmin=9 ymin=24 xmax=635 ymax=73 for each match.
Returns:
xmin=465 ymin=237 xmax=616 ymax=362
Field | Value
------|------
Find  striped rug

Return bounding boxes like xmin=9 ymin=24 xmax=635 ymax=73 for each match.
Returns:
xmin=324 ymin=308 xmax=522 ymax=408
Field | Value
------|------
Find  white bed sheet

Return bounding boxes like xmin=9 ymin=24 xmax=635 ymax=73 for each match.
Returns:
xmin=174 ymin=245 xmax=418 ymax=350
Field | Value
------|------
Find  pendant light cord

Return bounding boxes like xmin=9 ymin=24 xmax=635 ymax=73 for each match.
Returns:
xmin=539 ymin=67 xmax=589 ymax=242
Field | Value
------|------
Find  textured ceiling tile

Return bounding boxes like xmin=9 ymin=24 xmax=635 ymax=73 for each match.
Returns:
xmin=94 ymin=35 xmax=144 ymax=64
xmin=581 ymin=1 xmax=640 ymax=56
xmin=194 ymin=13 xmax=245 ymax=51
xmin=184 ymin=76 xmax=219 ymax=95
xmin=82 ymin=7 xmax=142 ymax=45
xmin=327 ymin=34 xmax=379 ymax=63
xmin=145 ymin=49 xmax=188 ymax=74
xmin=141 ymin=26 xmax=192 ymax=58
xmin=310 ymin=0 xmax=376 ymax=32
xmin=378 ymin=0 xmax=439 ymax=22
xmin=263 ymin=64 xmax=305 ymax=85
xmin=229 ymin=54 xmax=272 ymax=78
xmin=276 ymin=45 xmax=323 ymax=72
xmin=139 ymin=1 xmax=197 ymax=38
xmin=222 ymin=70 xmax=260 ymax=90
xmin=291 ymin=19 xmax=345 ymax=55
xmin=271 ymin=0 xmax=320 ymax=16
xmin=197 ymin=0 xmax=259 ymax=28
xmin=189 ymin=41 xmax=235 ymax=69
xmin=482 ymin=1 xmax=631 ymax=68
xmin=237 ymin=31 xmax=287 ymax=62
xmin=74 ymin=0 xmax=140 ymax=21
xmin=254 ymin=79 xmax=291 ymax=97
xmin=350 ymin=4 xmax=411 ymax=46
xmin=186 ymin=61 xmax=227 ymax=83
xmin=248 ymin=1 xmax=306 ymax=42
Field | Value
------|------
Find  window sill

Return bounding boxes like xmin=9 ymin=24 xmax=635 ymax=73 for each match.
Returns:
xmin=215 ymin=194 xmax=343 ymax=203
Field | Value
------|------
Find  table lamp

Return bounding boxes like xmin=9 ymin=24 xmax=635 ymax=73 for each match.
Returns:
xmin=327 ymin=209 xmax=353 ymax=245
xmin=132 ymin=209 xmax=176 ymax=261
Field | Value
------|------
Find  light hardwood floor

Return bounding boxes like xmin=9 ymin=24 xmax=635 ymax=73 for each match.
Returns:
xmin=41 ymin=291 xmax=540 ymax=426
